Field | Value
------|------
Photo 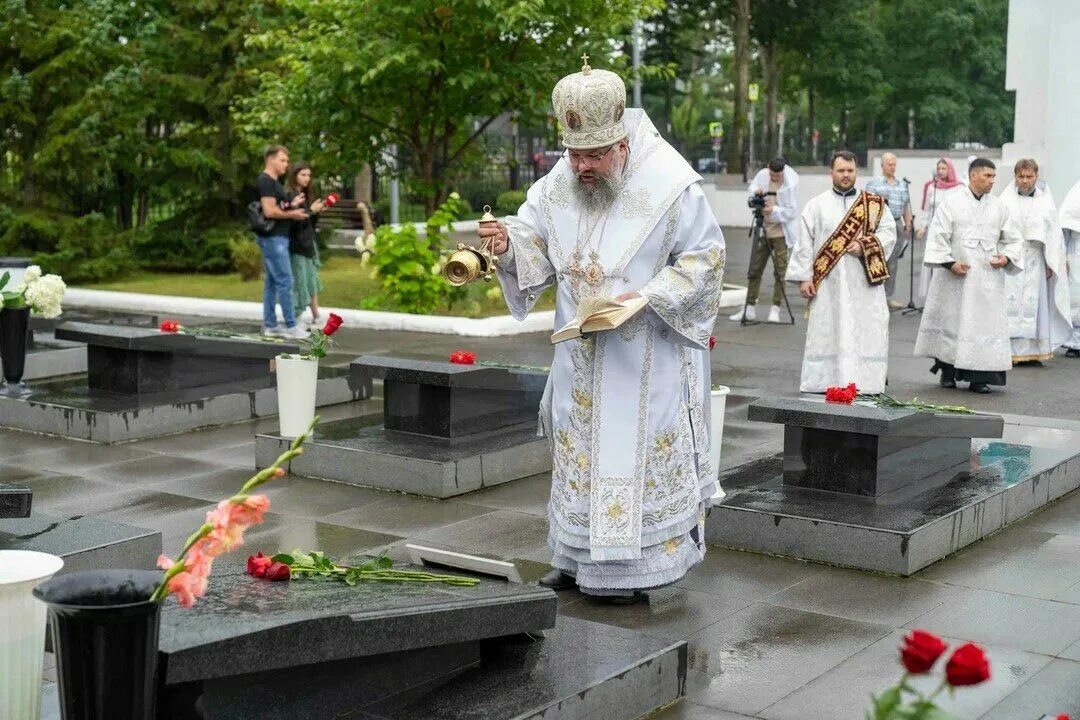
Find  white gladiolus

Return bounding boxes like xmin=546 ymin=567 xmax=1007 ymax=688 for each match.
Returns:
xmin=353 ymin=236 xmax=365 ymax=253
xmin=23 ymin=265 xmax=41 ymax=284
xmin=24 ymin=273 xmax=66 ymax=319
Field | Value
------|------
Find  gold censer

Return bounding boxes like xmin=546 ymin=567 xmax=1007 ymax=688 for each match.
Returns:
xmin=443 ymin=205 xmax=499 ymax=286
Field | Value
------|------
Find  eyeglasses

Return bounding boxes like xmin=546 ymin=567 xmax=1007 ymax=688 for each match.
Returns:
xmin=564 ymin=145 xmax=615 ymax=167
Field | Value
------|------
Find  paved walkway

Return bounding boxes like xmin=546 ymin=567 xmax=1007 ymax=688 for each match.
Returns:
xmin=22 ymin=225 xmax=1080 ymax=717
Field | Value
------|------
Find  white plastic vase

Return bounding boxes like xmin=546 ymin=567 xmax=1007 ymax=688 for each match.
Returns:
xmin=0 ymin=550 xmax=64 ymax=720
xmin=709 ymin=386 xmax=730 ymax=500
xmin=276 ymin=355 xmax=319 ymax=438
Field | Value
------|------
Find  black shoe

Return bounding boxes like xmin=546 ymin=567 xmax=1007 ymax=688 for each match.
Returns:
xmin=538 ymin=569 xmax=576 ymax=590
xmin=1067 ymin=349 xmax=1080 ymax=358
xmin=969 ymin=383 xmax=991 ymax=394
xmin=596 ymin=591 xmax=644 ymax=606
xmin=939 ymin=378 xmax=957 ymax=389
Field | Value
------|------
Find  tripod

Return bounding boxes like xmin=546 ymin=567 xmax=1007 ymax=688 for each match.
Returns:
xmin=740 ymin=209 xmax=796 ymax=326
xmin=899 ymin=220 xmax=922 ymax=315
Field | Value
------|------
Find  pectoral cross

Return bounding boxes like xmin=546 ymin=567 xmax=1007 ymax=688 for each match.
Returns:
xmin=580 ymin=53 xmax=591 ymax=74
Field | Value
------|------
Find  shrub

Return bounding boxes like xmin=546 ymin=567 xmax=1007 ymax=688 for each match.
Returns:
xmin=229 ymin=236 xmax=263 ymax=281
xmin=132 ymin=214 xmax=235 ymax=273
xmin=495 ymin=190 xmax=526 ymax=215
xmin=0 ymin=207 xmax=136 ymax=283
xmin=360 ymin=193 xmax=470 ymax=314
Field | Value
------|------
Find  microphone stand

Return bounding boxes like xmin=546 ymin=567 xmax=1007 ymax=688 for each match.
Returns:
xmin=902 ymin=171 xmax=935 ymax=316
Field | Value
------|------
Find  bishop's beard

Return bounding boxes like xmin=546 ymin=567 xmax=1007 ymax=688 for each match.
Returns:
xmin=572 ymin=170 xmax=622 ymax=212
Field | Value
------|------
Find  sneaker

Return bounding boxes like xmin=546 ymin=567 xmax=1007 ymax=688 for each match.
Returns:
xmin=284 ymin=324 xmax=310 ymax=340
xmin=262 ymin=325 xmax=286 ymax=337
xmin=888 ymin=299 xmax=905 ymax=310
xmin=767 ymin=305 xmax=781 ymax=323
xmin=729 ymin=305 xmax=756 ymax=322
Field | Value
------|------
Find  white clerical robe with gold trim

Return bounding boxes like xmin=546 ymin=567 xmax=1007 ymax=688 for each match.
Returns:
xmin=495 ymin=109 xmax=725 ymax=594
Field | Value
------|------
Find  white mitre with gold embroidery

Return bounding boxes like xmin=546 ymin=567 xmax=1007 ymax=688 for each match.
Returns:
xmin=551 ymin=54 xmax=628 ymax=150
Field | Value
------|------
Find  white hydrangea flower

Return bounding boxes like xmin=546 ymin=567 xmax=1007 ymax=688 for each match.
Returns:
xmin=364 ymin=234 xmax=378 ymax=252
xmin=448 ymin=191 xmax=460 ymax=200
xmin=24 ymin=273 xmax=66 ymax=319
xmin=353 ymin=236 xmax=365 ymax=253
xmin=11 ymin=282 xmax=26 ymax=295
xmin=23 ymin=265 xmax=41 ymax=284
xmin=485 ymin=285 xmax=503 ymax=301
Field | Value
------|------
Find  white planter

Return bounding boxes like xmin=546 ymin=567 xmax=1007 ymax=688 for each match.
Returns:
xmin=709 ymin=386 xmax=730 ymax=500
xmin=0 ymin=550 xmax=64 ymax=720
xmin=276 ymin=355 xmax=319 ymax=438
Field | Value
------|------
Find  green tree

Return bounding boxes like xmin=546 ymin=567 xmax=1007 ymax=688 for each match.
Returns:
xmin=242 ymin=0 xmax=661 ymax=215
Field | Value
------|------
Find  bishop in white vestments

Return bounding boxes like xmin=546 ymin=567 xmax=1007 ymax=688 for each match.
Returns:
xmin=1059 ymin=179 xmax=1080 ymax=357
xmin=1001 ymin=160 xmax=1072 ymax=363
xmin=480 ymin=59 xmax=725 ymax=603
xmin=786 ymin=151 xmax=896 ymax=394
xmin=915 ymin=158 xmax=1023 ymax=393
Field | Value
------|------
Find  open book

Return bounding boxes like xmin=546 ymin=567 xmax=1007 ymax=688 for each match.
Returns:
xmin=550 ymin=296 xmax=649 ymax=344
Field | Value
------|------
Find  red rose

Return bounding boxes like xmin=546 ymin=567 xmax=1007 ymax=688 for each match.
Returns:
xmin=708 ymin=335 xmax=717 ymax=351
xmin=325 ymin=193 xmax=340 ymax=207
xmin=321 ymin=312 xmax=344 ymax=337
xmin=246 ymin=552 xmax=272 ymax=578
xmin=945 ymin=642 xmax=990 ymax=686
xmin=160 ymin=320 xmax=181 ymax=333
xmin=899 ymin=630 xmax=948 ymax=674
xmin=1057 ymin=715 xmax=1070 ymax=720
xmin=264 ymin=561 xmax=291 ymax=581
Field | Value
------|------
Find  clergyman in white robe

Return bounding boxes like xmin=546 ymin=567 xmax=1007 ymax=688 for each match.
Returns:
xmin=914 ymin=188 xmax=1023 ymax=388
xmin=786 ymin=188 xmax=896 ymax=393
xmin=496 ymin=108 xmax=725 ymax=597
xmin=1060 ymin=180 xmax=1080 ymax=356
xmin=1000 ymin=181 xmax=1072 ymax=362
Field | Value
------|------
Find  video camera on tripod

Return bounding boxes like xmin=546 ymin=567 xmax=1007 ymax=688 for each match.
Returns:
xmin=747 ymin=191 xmax=776 ymax=215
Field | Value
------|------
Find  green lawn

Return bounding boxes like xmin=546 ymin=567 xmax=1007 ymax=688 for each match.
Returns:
xmin=81 ymin=255 xmax=555 ymax=318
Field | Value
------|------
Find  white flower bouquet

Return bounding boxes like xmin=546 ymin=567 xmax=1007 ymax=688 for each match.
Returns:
xmin=1 ymin=265 xmax=67 ymax=318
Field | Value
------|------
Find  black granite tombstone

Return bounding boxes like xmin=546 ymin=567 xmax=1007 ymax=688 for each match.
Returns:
xmin=0 ymin=481 xmax=31 ymax=518
xmin=351 ymin=355 xmax=547 ymax=441
xmin=55 ymin=322 xmax=298 ymax=395
xmin=748 ymin=396 xmax=1004 ymax=496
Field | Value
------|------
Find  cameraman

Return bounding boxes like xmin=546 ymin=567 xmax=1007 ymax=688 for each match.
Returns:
xmin=730 ymin=157 xmax=800 ymax=323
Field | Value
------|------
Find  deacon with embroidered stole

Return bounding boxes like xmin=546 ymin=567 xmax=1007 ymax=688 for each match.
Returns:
xmin=479 ymin=58 xmax=725 ymax=604
xmin=786 ymin=150 xmax=896 ymax=394
xmin=915 ymin=158 xmax=1023 ymax=393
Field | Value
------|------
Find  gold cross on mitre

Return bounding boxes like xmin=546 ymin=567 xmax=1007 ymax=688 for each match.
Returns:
xmin=580 ymin=52 xmax=592 ymax=74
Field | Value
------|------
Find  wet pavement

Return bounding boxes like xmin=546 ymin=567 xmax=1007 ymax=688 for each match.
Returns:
xmin=16 ymin=224 xmax=1080 ymax=718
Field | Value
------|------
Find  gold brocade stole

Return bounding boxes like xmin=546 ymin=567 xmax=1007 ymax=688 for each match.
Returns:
xmin=811 ymin=192 xmax=890 ymax=290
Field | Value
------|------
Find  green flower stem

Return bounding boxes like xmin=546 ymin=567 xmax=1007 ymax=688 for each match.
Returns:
xmin=238 ymin=417 xmax=318 ymax=495
xmin=290 ymin=563 xmax=480 ymax=587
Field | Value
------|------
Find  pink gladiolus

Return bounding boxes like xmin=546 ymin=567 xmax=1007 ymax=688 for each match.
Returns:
xmin=204 ymin=495 xmax=270 ymax=555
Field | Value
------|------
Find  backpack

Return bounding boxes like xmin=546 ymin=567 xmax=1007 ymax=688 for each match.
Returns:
xmin=247 ymin=200 xmax=275 ymax=235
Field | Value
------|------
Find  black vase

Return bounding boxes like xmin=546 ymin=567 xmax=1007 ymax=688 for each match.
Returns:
xmin=34 ymin=570 xmax=163 ymax=720
xmin=0 ymin=305 xmax=31 ymax=392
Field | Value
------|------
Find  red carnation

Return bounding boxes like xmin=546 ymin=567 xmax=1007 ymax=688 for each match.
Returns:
xmin=264 ymin=561 xmax=291 ymax=581
xmin=944 ymin=642 xmax=991 ymax=687
xmin=825 ymin=382 xmax=858 ymax=404
xmin=708 ymin=335 xmax=717 ymax=351
xmin=1057 ymin=715 xmax=1070 ymax=720
xmin=325 ymin=193 xmax=340 ymax=207
xmin=449 ymin=350 xmax=476 ymax=365
xmin=246 ymin=552 xmax=272 ymax=579
xmin=899 ymin=630 xmax=948 ymax=674
xmin=160 ymin=320 xmax=181 ymax=333
xmin=321 ymin=312 xmax=344 ymax=337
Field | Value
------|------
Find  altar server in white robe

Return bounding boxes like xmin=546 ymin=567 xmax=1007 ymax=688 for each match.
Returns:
xmin=481 ymin=58 xmax=725 ymax=604
xmin=1060 ymin=179 xmax=1080 ymax=357
xmin=786 ymin=150 xmax=896 ymax=394
xmin=915 ymin=158 xmax=1023 ymax=393
xmin=1001 ymin=159 xmax=1072 ymax=364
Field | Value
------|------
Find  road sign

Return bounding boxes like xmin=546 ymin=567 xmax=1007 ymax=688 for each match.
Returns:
xmin=712 ymin=137 xmax=723 ymax=148
xmin=708 ymin=122 xmax=725 ymax=138
xmin=748 ymin=83 xmax=760 ymax=102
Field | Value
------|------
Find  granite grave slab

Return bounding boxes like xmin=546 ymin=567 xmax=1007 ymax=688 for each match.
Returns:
xmin=0 ymin=511 xmax=160 ymax=573
xmin=256 ymin=356 xmax=549 ymax=498
xmin=0 ymin=322 xmax=370 ymax=442
xmin=0 ymin=481 xmax=31 ymax=518
xmin=707 ymin=399 xmax=1080 ymax=575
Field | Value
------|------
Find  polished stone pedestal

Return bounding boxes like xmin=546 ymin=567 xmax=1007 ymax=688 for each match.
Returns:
xmin=750 ymin=397 xmax=1004 ymax=496
xmin=0 ymin=482 xmax=31 ymax=518
xmin=55 ymin=322 xmax=297 ymax=394
xmin=256 ymin=356 xmax=550 ymax=498
xmin=708 ymin=403 xmax=1080 ymax=575
xmin=0 ymin=511 xmax=160 ymax=573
